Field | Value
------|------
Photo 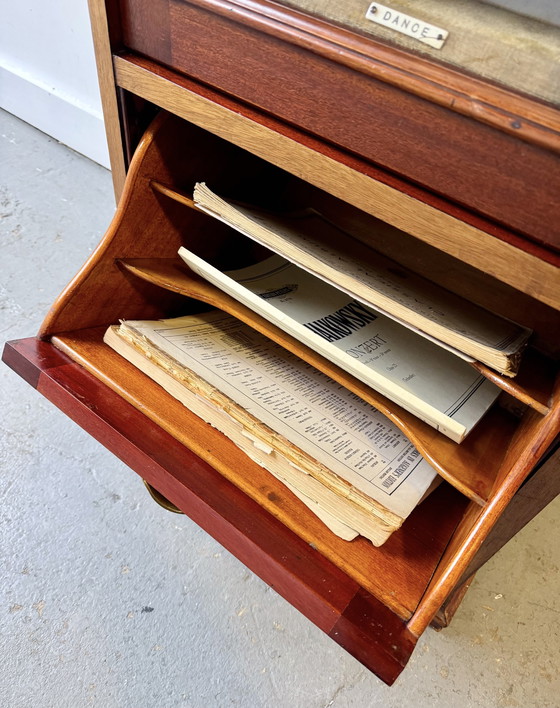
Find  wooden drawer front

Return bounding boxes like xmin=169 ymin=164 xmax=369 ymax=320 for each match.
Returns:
xmin=2 ymin=337 xmax=419 ymax=685
xmin=116 ymin=0 xmax=560 ymax=251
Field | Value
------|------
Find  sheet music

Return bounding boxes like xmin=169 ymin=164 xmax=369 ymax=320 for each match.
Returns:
xmin=125 ymin=311 xmax=438 ymax=518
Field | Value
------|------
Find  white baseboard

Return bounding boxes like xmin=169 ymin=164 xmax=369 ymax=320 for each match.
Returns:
xmin=0 ymin=63 xmax=110 ymax=169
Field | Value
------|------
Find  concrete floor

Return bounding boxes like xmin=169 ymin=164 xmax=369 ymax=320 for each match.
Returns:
xmin=1 ymin=108 xmax=559 ymax=707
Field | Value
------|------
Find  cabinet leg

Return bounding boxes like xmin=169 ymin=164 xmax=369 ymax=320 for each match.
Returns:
xmin=430 ymin=574 xmax=475 ymax=630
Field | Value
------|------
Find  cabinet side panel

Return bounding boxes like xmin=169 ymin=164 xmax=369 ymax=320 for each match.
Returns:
xmin=88 ymin=0 xmax=127 ymax=197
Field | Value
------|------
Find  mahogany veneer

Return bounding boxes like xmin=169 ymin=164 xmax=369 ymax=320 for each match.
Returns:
xmin=117 ymin=0 xmax=560 ymax=250
xmin=2 ymin=336 xmax=436 ymax=685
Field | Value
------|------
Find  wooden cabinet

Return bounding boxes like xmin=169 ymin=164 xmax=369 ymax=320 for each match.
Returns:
xmin=3 ymin=0 xmax=559 ymax=685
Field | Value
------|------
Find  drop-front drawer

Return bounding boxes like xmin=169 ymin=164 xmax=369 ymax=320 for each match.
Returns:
xmin=4 ymin=106 xmax=559 ymax=684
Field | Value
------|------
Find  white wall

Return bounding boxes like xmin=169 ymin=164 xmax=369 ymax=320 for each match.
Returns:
xmin=482 ymin=0 xmax=560 ymax=25
xmin=1 ymin=1 xmax=558 ymax=172
xmin=0 ymin=0 xmax=110 ymax=168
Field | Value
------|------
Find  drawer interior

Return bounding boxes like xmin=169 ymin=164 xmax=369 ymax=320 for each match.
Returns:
xmin=37 ymin=110 xmax=560 ymax=639
xmin=50 ymin=324 xmax=468 ymax=621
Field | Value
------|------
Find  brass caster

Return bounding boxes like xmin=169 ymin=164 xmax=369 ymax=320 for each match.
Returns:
xmin=142 ymin=480 xmax=183 ymax=514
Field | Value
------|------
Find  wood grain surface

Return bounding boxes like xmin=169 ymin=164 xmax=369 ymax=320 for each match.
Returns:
xmin=7 ymin=335 xmax=488 ymax=682
xmin=116 ymin=0 xmax=560 ymax=250
xmin=112 ymin=68 xmax=560 ymax=307
xmin=408 ymin=377 xmax=560 ymax=636
xmin=117 ymin=256 xmax=520 ymax=505
xmin=88 ymin=0 xmax=127 ymax=198
xmin=47 ymin=327 xmax=468 ymax=619
xmin=177 ymin=0 xmax=560 ymax=150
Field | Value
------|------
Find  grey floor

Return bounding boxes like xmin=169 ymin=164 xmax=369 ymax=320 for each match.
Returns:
xmin=1 ymin=108 xmax=559 ymax=708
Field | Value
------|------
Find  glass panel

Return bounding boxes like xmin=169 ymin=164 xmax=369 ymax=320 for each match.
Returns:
xmin=482 ymin=0 xmax=560 ymax=27
xmin=279 ymin=0 xmax=560 ymax=104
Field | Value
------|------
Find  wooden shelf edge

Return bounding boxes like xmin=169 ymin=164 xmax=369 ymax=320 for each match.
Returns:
xmin=408 ymin=380 xmax=560 ymax=636
xmin=2 ymin=335 xmax=418 ymax=684
xmin=151 ymin=179 xmax=196 ymax=208
xmin=116 ymin=255 xmax=519 ymax=505
xmin=113 ymin=56 xmax=560 ymax=307
xmin=121 ymin=177 xmax=557 ymax=415
xmin=145 ymin=182 xmax=556 ymax=414
xmin=472 ymin=352 xmax=553 ymax=415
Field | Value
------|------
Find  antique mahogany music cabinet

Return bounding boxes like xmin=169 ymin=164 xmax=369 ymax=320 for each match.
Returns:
xmin=3 ymin=0 xmax=559 ymax=685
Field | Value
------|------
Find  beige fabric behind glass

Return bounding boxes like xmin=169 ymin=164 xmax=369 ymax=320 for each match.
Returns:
xmin=280 ymin=0 xmax=560 ymax=105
